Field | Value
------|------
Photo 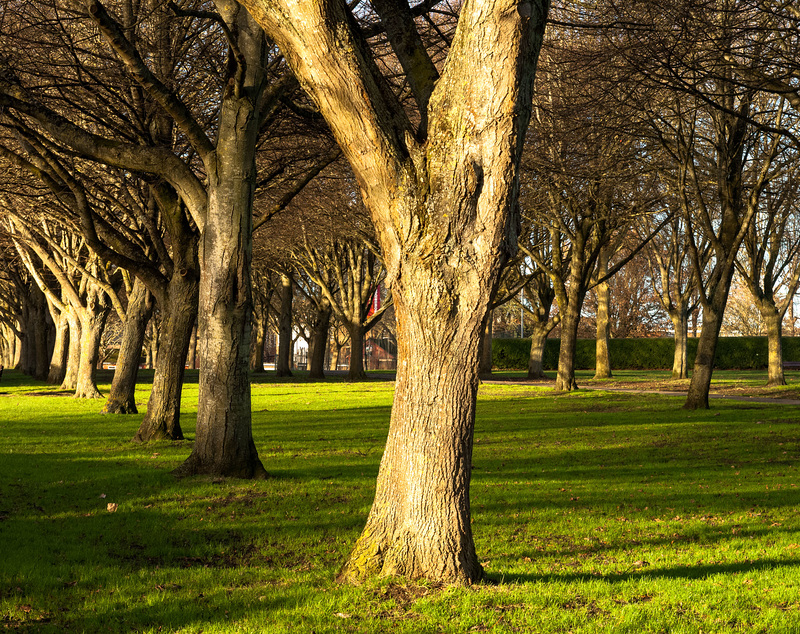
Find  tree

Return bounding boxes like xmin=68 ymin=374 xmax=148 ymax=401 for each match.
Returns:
xmin=238 ymin=0 xmax=550 ymax=583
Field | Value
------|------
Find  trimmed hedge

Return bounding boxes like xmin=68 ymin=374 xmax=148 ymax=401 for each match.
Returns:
xmin=492 ymin=336 xmax=800 ymax=371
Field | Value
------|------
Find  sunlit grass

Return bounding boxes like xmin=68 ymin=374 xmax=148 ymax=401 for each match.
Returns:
xmin=1 ymin=369 xmax=800 ymax=632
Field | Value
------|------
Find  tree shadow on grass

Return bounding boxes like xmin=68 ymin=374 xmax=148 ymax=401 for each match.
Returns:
xmin=490 ymin=556 xmax=800 ymax=586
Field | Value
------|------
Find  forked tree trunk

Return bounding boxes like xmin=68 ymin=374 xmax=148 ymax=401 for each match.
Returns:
xmin=103 ymin=280 xmax=153 ymax=414
xmin=276 ymin=273 xmax=293 ymax=378
xmin=74 ymin=287 xmax=111 ymax=399
xmin=133 ymin=272 xmax=197 ymax=441
xmin=174 ymin=89 xmax=265 ymax=479
xmin=763 ymin=310 xmax=786 ymax=387
xmin=347 ymin=323 xmax=367 ymax=381
xmin=308 ymin=303 xmax=332 ymax=379
xmin=61 ymin=312 xmax=81 ymax=390
xmin=241 ymin=0 xmax=549 ymax=583
xmin=670 ymin=310 xmax=690 ymax=379
xmin=478 ymin=314 xmax=493 ymax=378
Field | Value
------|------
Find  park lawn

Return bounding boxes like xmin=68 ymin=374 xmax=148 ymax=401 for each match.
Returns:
xmin=0 ymin=369 xmax=799 ymax=633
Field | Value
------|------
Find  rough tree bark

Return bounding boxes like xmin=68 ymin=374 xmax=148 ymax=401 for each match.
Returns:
xmin=669 ymin=311 xmax=690 ymax=379
xmin=478 ymin=315 xmax=493 ymax=378
xmin=103 ymin=278 xmax=153 ymax=414
xmin=241 ymin=0 xmax=549 ymax=582
xmin=73 ymin=282 xmax=112 ymax=399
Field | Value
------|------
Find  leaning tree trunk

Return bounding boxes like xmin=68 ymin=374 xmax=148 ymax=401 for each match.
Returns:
xmin=763 ymin=309 xmax=786 ymax=387
xmin=174 ymin=93 xmax=265 ymax=479
xmin=346 ymin=323 xmax=367 ymax=381
xmin=670 ymin=310 xmax=690 ymax=379
xmin=684 ymin=276 xmax=733 ymax=409
xmin=308 ymin=303 xmax=332 ymax=379
xmin=593 ymin=258 xmax=612 ymax=379
xmin=133 ymin=272 xmax=197 ymax=441
xmin=276 ymin=273 xmax=293 ymax=378
xmin=103 ymin=280 xmax=153 ymax=414
xmin=73 ymin=287 xmax=111 ymax=399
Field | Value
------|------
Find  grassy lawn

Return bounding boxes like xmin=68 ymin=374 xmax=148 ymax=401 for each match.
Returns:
xmin=1 ymin=368 xmax=800 ymax=632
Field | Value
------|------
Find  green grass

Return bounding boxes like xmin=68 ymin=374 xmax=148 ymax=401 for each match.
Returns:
xmin=2 ymin=369 xmax=800 ymax=632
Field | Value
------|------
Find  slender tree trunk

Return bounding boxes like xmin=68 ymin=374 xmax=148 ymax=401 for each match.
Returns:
xmin=763 ymin=310 xmax=786 ymax=386
xmin=249 ymin=309 xmax=267 ymax=373
xmin=556 ymin=290 xmax=584 ymax=391
xmin=347 ymin=323 xmax=367 ymax=381
xmin=47 ymin=308 xmax=69 ymax=385
xmin=175 ymin=91 xmax=265 ymax=479
xmin=276 ymin=273 xmax=293 ymax=378
xmin=61 ymin=312 xmax=81 ymax=391
xmin=478 ymin=313 xmax=493 ymax=378
xmin=74 ymin=287 xmax=111 ymax=399
xmin=103 ymin=280 xmax=153 ymax=414
xmin=186 ymin=321 xmax=198 ymax=370
xmin=309 ymin=303 xmax=332 ymax=379
xmin=527 ymin=327 xmax=549 ymax=379
xmin=330 ymin=343 xmax=341 ymax=371
xmin=593 ymin=256 xmax=612 ymax=379
xmin=670 ymin=310 xmax=689 ymax=379
xmin=133 ymin=272 xmax=197 ymax=441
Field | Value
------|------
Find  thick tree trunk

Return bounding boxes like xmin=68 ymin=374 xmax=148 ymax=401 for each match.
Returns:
xmin=478 ymin=314 xmax=493 ymax=378
xmin=593 ymin=262 xmax=612 ymax=379
xmin=339 ymin=267 xmax=487 ymax=585
xmin=73 ymin=287 xmax=111 ymax=399
xmin=670 ymin=310 xmax=689 ymax=379
xmin=308 ymin=303 xmax=332 ymax=379
xmin=527 ymin=327 xmax=549 ymax=379
xmin=763 ymin=310 xmax=786 ymax=386
xmin=174 ymin=91 xmax=265 ymax=479
xmin=556 ymin=297 xmax=584 ymax=391
xmin=133 ymin=272 xmax=197 ymax=441
xmin=346 ymin=323 xmax=367 ymax=381
xmin=103 ymin=280 xmax=153 ymax=414
xmin=276 ymin=273 xmax=293 ymax=378
xmin=61 ymin=312 xmax=81 ymax=390
xmin=684 ymin=278 xmax=733 ymax=409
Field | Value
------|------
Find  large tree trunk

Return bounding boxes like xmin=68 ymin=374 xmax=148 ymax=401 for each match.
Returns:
xmin=338 ymin=264 xmax=488 ymax=584
xmin=763 ymin=309 xmax=786 ymax=387
xmin=103 ymin=280 xmax=154 ymax=414
xmin=133 ymin=271 xmax=197 ymax=441
xmin=308 ymin=302 xmax=332 ymax=379
xmin=670 ymin=310 xmax=689 ymax=379
xmin=174 ymin=87 xmax=265 ymax=479
xmin=241 ymin=0 xmax=548 ymax=583
xmin=346 ymin=323 xmax=367 ymax=381
xmin=555 ymin=285 xmax=585 ymax=391
xmin=73 ymin=286 xmax=111 ymax=399
xmin=276 ymin=272 xmax=293 ymax=378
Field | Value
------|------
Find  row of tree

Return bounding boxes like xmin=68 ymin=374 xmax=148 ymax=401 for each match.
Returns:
xmin=0 ymin=0 xmax=798 ymax=584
